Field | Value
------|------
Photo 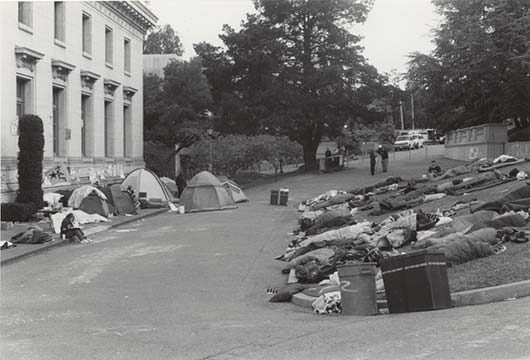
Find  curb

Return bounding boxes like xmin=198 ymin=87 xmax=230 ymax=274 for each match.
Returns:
xmin=1 ymin=208 xmax=167 ymax=266
xmin=291 ymin=279 xmax=530 ymax=311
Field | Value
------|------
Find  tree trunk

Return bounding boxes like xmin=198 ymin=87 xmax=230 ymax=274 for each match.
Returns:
xmin=302 ymin=141 xmax=319 ymax=172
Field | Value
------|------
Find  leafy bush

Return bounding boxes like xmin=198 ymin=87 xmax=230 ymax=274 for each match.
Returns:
xmin=16 ymin=114 xmax=44 ymax=208
xmin=1 ymin=202 xmax=37 ymax=222
xmin=186 ymin=135 xmax=302 ymax=177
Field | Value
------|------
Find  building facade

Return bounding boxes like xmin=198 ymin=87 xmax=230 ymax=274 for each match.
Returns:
xmin=143 ymin=53 xmax=180 ymax=78
xmin=0 ymin=1 xmax=157 ymax=202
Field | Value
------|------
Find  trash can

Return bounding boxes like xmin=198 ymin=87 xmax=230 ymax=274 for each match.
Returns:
xmin=337 ymin=262 xmax=378 ymax=315
xmin=380 ymin=250 xmax=451 ymax=313
xmin=279 ymin=190 xmax=289 ymax=206
xmin=270 ymin=190 xmax=279 ymax=205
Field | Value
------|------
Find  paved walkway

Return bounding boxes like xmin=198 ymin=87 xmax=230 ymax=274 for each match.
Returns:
xmin=1 ymin=208 xmax=166 ymax=265
xmin=2 ymin=149 xmax=530 ymax=359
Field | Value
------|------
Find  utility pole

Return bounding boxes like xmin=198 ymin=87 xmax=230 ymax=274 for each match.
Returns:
xmin=411 ymin=93 xmax=415 ymax=130
xmin=399 ymin=100 xmax=404 ymax=130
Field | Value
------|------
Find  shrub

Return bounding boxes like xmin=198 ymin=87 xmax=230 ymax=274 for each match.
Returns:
xmin=1 ymin=202 xmax=38 ymax=222
xmin=186 ymin=135 xmax=302 ymax=177
xmin=16 ymin=114 xmax=45 ymax=208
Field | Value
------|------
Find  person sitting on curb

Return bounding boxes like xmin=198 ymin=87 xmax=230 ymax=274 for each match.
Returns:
xmin=61 ymin=213 xmax=92 ymax=244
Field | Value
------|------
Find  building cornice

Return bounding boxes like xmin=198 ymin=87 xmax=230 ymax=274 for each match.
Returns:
xmin=101 ymin=1 xmax=157 ymax=34
xmin=51 ymin=59 xmax=76 ymax=72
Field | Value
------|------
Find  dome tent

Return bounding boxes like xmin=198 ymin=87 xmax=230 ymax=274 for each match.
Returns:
xmin=221 ymin=179 xmax=248 ymax=203
xmin=180 ymin=171 xmax=237 ymax=213
xmin=68 ymin=185 xmax=111 ymax=217
xmin=121 ymin=168 xmax=176 ymax=206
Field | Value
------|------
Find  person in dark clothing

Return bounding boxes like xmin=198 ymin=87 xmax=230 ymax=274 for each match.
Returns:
xmin=377 ymin=145 xmax=389 ymax=172
xmin=325 ymin=148 xmax=332 ymax=169
xmin=369 ymin=149 xmax=377 ymax=175
xmin=175 ymin=173 xmax=187 ymax=198
xmin=61 ymin=213 xmax=91 ymax=244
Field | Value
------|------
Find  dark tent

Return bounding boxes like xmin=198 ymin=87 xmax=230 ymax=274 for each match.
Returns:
xmin=79 ymin=191 xmax=111 ymax=217
xmin=109 ymin=184 xmax=137 ymax=215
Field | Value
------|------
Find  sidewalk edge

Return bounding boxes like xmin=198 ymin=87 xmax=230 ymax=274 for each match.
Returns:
xmin=291 ymin=279 xmax=530 ymax=311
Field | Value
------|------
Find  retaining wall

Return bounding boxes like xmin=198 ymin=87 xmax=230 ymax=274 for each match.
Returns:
xmin=444 ymin=124 xmax=508 ymax=160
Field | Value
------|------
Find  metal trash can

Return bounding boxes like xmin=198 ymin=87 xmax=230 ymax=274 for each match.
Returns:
xmin=279 ymin=190 xmax=289 ymax=206
xmin=337 ymin=262 xmax=378 ymax=315
xmin=270 ymin=190 xmax=279 ymax=205
xmin=380 ymin=250 xmax=452 ymax=313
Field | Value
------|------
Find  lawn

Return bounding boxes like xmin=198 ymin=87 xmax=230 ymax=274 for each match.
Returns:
xmin=244 ymin=152 xmax=530 ymax=293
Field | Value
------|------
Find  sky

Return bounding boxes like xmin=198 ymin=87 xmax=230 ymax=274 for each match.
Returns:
xmin=149 ymin=0 xmax=440 ymax=78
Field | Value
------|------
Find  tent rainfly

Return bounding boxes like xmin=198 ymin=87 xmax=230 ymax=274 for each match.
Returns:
xmin=222 ymin=180 xmax=248 ymax=203
xmin=180 ymin=171 xmax=237 ymax=213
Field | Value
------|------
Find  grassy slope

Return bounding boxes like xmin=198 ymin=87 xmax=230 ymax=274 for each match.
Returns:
xmin=242 ymin=152 xmax=530 ymax=292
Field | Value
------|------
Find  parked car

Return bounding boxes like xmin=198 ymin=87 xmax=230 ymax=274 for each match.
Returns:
xmin=393 ymin=135 xmax=416 ymax=151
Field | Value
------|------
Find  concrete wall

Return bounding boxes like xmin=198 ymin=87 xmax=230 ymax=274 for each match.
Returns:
xmin=444 ymin=124 xmax=508 ymax=161
xmin=0 ymin=1 xmax=156 ymax=202
xmin=506 ymin=142 xmax=530 ymax=159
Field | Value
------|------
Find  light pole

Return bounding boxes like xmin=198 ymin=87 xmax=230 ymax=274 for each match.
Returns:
xmin=399 ymin=100 xmax=405 ymax=130
xmin=207 ymin=128 xmax=213 ymax=173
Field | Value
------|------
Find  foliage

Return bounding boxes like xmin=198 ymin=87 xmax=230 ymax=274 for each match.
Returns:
xmin=337 ymin=119 xmax=396 ymax=154
xmin=1 ymin=202 xmax=37 ymax=222
xmin=144 ymin=57 xmax=213 ymax=163
xmin=143 ymin=24 xmax=184 ymax=55
xmin=144 ymin=141 xmax=175 ymax=178
xmin=406 ymin=0 xmax=530 ymax=132
xmin=16 ymin=114 xmax=44 ymax=209
xmin=195 ymin=0 xmax=396 ymax=171
xmin=185 ymin=135 xmax=302 ymax=177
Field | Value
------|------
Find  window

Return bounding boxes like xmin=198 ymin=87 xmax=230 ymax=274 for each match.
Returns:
xmin=123 ymin=105 xmax=130 ymax=157
xmin=52 ymin=87 xmax=64 ymax=156
xmin=105 ymin=26 xmax=113 ymax=66
xmin=124 ymin=38 xmax=131 ymax=74
xmin=82 ymin=12 xmax=91 ymax=55
xmin=18 ymin=2 xmax=32 ymax=28
xmin=54 ymin=2 xmax=65 ymax=42
xmin=81 ymin=95 xmax=90 ymax=157
xmin=104 ymin=100 xmax=113 ymax=157
xmin=16 ymin=78 xmax=27 ymax=117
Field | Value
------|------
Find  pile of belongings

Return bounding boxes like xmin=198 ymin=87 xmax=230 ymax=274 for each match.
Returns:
xmin=10 ymin=225 xmax=54 ymax=244
xmin=271 ymin=170 xmax=530 ymax=313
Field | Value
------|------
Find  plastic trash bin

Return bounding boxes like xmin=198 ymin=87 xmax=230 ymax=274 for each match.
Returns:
xmin=380 ymin=250 xmax=451 ymax=313
xmin=279 ymin=190 xmax=289 ymax=206
xmin=337 ymin=262 xmax=378 ymax=315
xmin=270 ymin=190 xmax=279 ymax=205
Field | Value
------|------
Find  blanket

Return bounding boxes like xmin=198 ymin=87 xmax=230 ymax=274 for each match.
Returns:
xmin=472 ymin=183 xmax=530 ymax=213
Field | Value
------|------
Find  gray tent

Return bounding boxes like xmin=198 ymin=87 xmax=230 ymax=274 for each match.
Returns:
xmin=180 ymin=171 xmax=237 ymax=213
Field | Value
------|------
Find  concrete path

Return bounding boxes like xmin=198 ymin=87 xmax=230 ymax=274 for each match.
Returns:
xmin=2 ymin=147 xmax=529 ymax=360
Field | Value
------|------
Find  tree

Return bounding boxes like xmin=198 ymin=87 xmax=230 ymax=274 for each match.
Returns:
xmin=144 ymin=24 xmax=184 ymax=55
xmin=406 ymin=0 xmax=530 ymax=132
xmin=196 ymin=0 xmax=377 ymax=171
xmin=143 ymin=57 xmax=213 ymax=175
xmin=16 ymin=115 xmax=44 ymax=209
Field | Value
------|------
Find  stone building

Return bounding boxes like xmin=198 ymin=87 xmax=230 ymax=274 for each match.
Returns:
xmin=0 ymin=1 xmax=157 ymax=202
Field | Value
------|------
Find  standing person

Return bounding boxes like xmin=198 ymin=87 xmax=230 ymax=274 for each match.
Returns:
xmin=377 ymin=145 xmax=389 ymax=173
xmin=325 ymin=147 xmax=332 ymax=169
xmin=175 ymin=172 xmax=187 ymax=198
xmin=61 ymin=213 xmax=91 ymax=244
xmin=369 ymin=148 xmax=377 ymax=175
